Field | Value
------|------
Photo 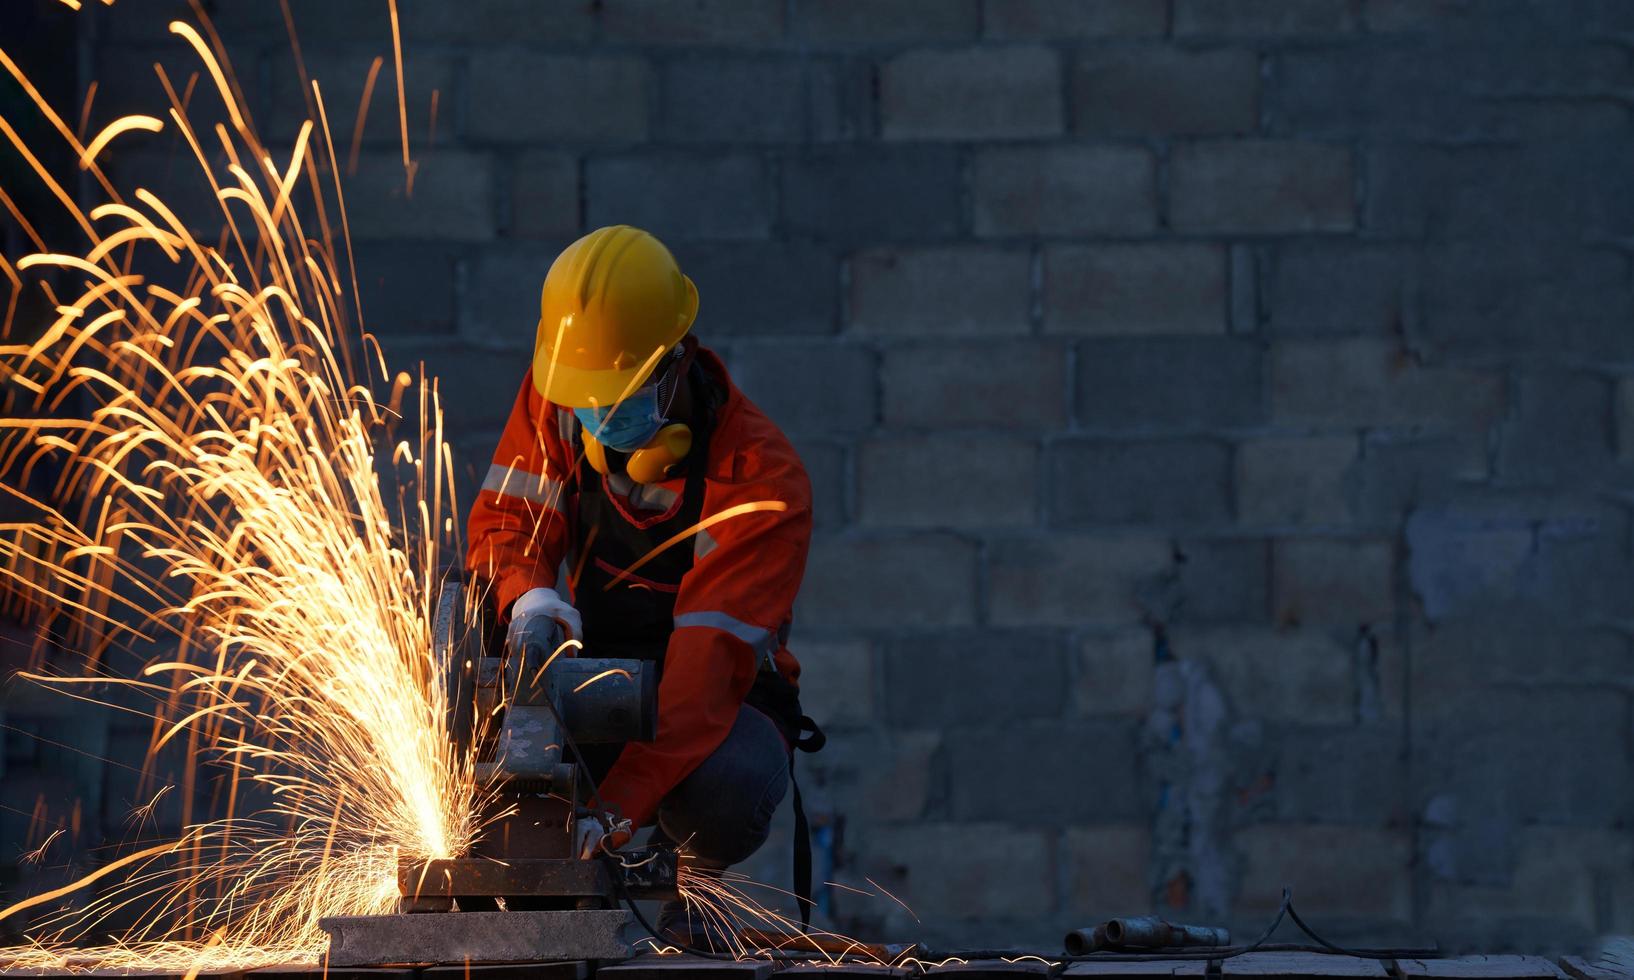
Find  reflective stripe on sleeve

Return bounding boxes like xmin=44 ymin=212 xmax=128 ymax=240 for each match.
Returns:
xmin=694 ymin=527 xmax=718 ymax=561
xmin=673 ymin=610 xmax=778 ymax=668
xmin=481 ymin=464 xmax=565 ymax=508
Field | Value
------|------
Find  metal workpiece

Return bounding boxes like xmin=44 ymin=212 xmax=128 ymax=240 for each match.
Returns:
xmin=399 ymin=847 xmax=679 ymax=906
xmin=318 ymin=909 xmax=636 ymax=966
xmin=1063 ymin=917 xmax=1230 ymax=954
xmin=551 ymin=657 xmax=659 ymax=743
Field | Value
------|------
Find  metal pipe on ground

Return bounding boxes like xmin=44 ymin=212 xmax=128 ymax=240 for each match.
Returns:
xmin=1063 ymin=917 xmax=1230 ymax=955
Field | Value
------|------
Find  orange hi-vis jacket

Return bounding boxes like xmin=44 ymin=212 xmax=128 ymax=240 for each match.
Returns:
xmin=465 ymin=346 xmax=813 ymax=828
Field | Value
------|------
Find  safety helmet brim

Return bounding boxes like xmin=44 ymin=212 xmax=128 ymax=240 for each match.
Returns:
xmin=531 ymin=334 xmax=684 ymax=410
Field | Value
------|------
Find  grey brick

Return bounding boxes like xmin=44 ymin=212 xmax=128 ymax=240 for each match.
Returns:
xmin=1411 ymin=683 xmax=1632 ymax=828
xmin=848 ymin=248 xmax=1031 ymax=336
xmin=881 ymin=342 xmax=1069 ymax=428
xmin=1170 ymin=141 xmax=1355 ymax=234
xmin=1170 ymin=627 xmax=1354 ymax=724
xmin=1364 ymin=0 xmax=1462 ymax=32
xmin=671 ymin=243 xmax=837 ymax=336
xmin=984 ymin=0 xmax=1167 ymax=37
xmin=884 ymin=632 xmax=1067 ymax=727
xmin=791 ymin=0 xmax=979 ymax=44
xmin=659 ymin=58 xmax=805 ymax=144
xmin=988 ymin=534 xmax=1171 ymax=626
xmin=602 ymin=0 xmax=783 ymax=43
xmin=1052 ymin=440 xmax=1234 ymax=526
xmin=1231 ymin=244 xmax=1258 ymax=334
xmin=1237 ymin=826 xmax=1411 ymax=922
xmin=351 ymin=242 xmax=461 ymax=338
xmin=405 ymin=344 xmax=529 ymax=431
xmin=1044 ymin=244 xmax=1226 ymax=335
xmin=586 ymin=153 xmax=771 ymax=241
xmin=796 ymin=534 xmax=977 ymax=629
xmin=1269 ymin=338 xmax=1503 ymax=429
xmin=806 ymin=729 xmax=941 ymax=822
xmin=1272 ymin=537 xmax=1395 ymax=626
xmin=793 ymin=439 xmax=848 ymax=528
xmin=972 ymin=146 xmax=1157 ymax=237
xmin=947 ymin=720 xmax=1143 ymax=822
xmin=731 ymin=341 xmax=876 ymax=435
xmin=858 ymin=436 xmax=1038 ymax=529
xmin=1237 ymin=436 xmax=1358 ymax=526
xmin=1076 ymin=338 xmax=1263 ymax=430
xmin=881 ymin=47 xmax=1063 ymax=140
xmin=1618 ymin=378 xmax=1634 ymax=465
xmin=268 ymin=50 xmax=452 ymax=149
xmin=1072 ymin=47 xmax=1259 ymax=136
xmin=1496 ymin=371 xmax=1616 ymax=486
xmin=1354 ymin=431 xmax=1487 ymax=524
xmin=396 ymin=0 xmax=595 ymax=41
xmin=458 ymin=245 xmax=553 ymax=347
xmin=102 ymin=151 xmax=235 ymax=236
xmin=1414 ymin=242 xmax=1634 ymax=361
xmin=1406 ymin=494 xmax=1633 ymax=624
xmin=1274 ymin=727 xmax=1407 ymax=824
xmin=1065 ymin=826 xmax=1155 ymax=919
xmin=191 ymin=0 xmax=596 ymax=42
xmin=510 ymin=152 xmax=579 ymax=240
xmin=1411 ymin=617 xmax=1634 ymax=709
xmin=1175 ymin=0 xmax=1359 ymax=36
xmin=1272 ymin=44 xmax=1625 ymax=141
xmin=1073 ymin=630 xmax=1155 ymax=716
xmin=1265 ymin=243 xmax=1417 ymax=336
xmin=346 ymin=151 xmax=496 ymax=242
xmin=1405 ymin=506 xmax=1535 ymax=624
xmin=1270 ymin=46 xmax=1490 ymax=141
xmin=790 ymin=637 xmax=873 ymax=729
xmin=782 ymin=147 xmax=962 ymax=242
xmin=466 ymin=53 xmax=649 ymax=145
xmin=807 ymin=59 xmax=877 ymax=141
xmin=1174 ymin=537 xmax=1271 ymax=623
xmin=853 ymin=824 xmax=1052 ymax=923
xmin=1368 ymin=143 xmax=1634 ymax=244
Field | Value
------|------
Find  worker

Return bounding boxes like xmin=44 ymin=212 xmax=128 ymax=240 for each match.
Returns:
xmin=465 ymin=225 xmax=821 ymax=944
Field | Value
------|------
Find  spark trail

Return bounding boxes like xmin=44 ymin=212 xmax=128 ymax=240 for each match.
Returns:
xmin=0 ymin=6 xmax=478 ymax=970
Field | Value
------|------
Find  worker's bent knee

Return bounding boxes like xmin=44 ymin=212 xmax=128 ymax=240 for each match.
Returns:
xmin=655 ymin=707 xmax=789 ymax=867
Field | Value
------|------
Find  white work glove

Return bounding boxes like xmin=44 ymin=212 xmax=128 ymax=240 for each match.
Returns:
xmin=574 ymin=811 xmax=633 ymax=859
xmin=507 ymin=587 xmax=582 ymax=647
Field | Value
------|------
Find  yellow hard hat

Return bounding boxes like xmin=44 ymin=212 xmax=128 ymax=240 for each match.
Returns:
xmin=532 ymin=225 xmax=699 ymax=409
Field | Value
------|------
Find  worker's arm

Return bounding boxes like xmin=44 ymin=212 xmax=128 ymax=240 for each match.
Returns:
xmin=596 ymin=437 xmax=812 ymax=828
xmin=465 ymin=370 xmax=575 ymax=613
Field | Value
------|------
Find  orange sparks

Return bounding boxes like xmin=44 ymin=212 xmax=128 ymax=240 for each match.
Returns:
xmin=348 ymin=55 xmax=385 ymax=176
xmin=79 ymin=114 xmax=164 ymax=168
xmin=602 ymin=501 xmax=789 ymax=590
xmin=0 ymin=7 xmax=478 ymax=971
xmin=387 ymin=0 xmax=413 ymax=195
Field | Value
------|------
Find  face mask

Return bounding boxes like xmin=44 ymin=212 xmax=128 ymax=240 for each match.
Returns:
xmin=576 ymin=385 xmax=665 ymax=452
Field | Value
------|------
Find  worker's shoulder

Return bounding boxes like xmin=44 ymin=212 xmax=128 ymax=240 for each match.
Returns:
xmin=702 ymin=355 xmax=809 ymax=495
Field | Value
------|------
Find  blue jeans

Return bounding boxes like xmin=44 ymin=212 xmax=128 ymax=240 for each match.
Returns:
xmin=649 ymin=704 xmax=790 ymax=868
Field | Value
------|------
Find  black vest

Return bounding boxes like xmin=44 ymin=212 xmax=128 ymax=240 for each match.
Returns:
xmin=566 ymin=373 xmax=811 ymax=752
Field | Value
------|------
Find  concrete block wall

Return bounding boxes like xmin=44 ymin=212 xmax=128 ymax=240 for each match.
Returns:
xmin=54 ymin=0 xmax=1634 ymax=955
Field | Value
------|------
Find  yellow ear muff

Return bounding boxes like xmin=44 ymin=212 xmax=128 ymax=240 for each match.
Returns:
xmin=624 ymin=424 xmax=693 ymax=484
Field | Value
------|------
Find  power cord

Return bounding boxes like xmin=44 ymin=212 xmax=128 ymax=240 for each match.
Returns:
xmin=928 ymin=890 xmax=1440 ymax=964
